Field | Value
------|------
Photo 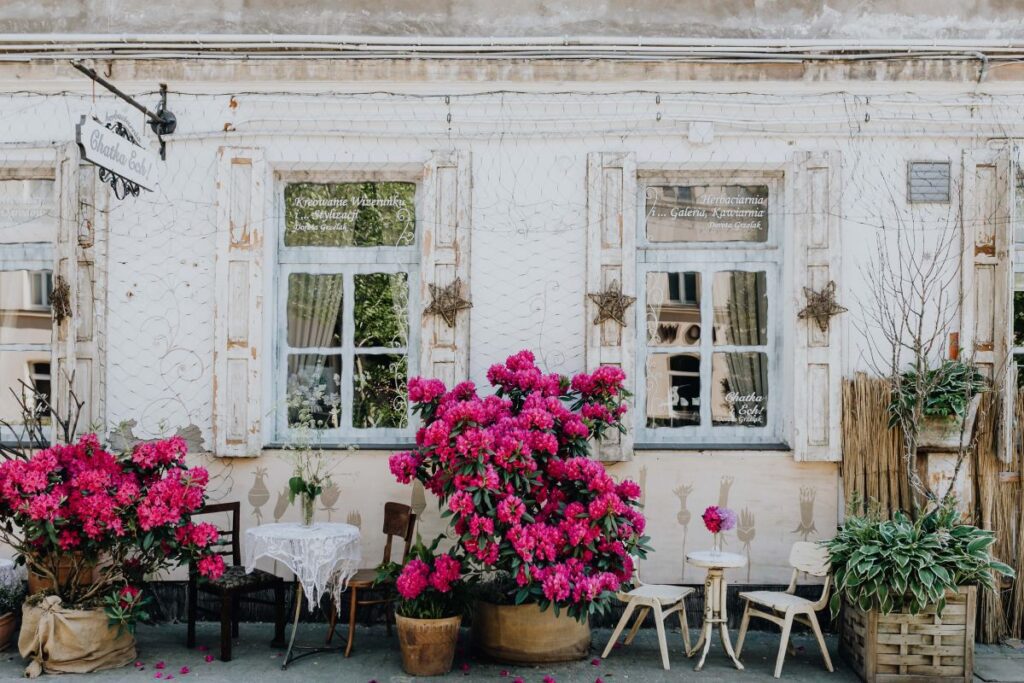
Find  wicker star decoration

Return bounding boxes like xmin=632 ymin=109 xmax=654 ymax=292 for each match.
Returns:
xmin=797 ymin=280 xmax=847 ymax=333
xmin=588 ymin=280 xmax=636 ymax=327
xmin=425 ymin=278 xmax=472 ymax=328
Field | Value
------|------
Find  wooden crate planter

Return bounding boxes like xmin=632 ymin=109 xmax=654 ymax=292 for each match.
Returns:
xmin=840 ymin=586 xmax=976 ymax=683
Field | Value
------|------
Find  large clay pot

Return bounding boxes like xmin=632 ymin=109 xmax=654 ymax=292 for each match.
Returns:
xmin=472 ymin=601 xmax=590 ymax=664
xmin=27 ymin=556 xmax=94 ymax=596
xmin=395 ymin=614 xmax=461 ymax=676
xmin=0 ymin=612 xmax=16 ymax=652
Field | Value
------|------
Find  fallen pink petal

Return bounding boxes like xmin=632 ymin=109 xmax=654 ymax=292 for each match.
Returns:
xmin=591 ymin=658 xmax=600 ymax=666
xmin=204 ymin=655 xmax=214 ymax=663
xmin=155 ymin=661 xmax=166 ymax=670
xmin=180 ymin=666 xmax=190 ymax=674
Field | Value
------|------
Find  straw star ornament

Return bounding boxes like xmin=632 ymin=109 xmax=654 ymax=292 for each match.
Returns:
xmin=425 ymin=278 xmax=472 ymax=328
xmin=588 ymin=280 xmax=636 ymax=327
xmin=797 ymin=280 xmax=847 ymax=333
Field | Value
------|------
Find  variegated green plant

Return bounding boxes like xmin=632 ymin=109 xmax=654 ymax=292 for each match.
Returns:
xmin=824 ymin=503 xmax=1014 ymax=617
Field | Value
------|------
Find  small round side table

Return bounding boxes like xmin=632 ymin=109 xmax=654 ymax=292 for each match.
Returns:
xmin=686 ymin=550 xmax=747 ymax=672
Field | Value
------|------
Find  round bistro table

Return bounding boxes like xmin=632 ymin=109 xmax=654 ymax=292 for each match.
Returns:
xmin=245 ymin=522 xmax=361 ymax=669
xmin=685 ymin=550 xmax=747 ymax=672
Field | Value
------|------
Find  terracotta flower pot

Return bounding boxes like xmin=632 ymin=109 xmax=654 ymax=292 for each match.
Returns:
xmin=0 ymin=612 xmax=16 ymax=652
xmin=395 ymin=613 xmax=461 ymax=676
xmin=472 ymin=601 xmax=590 ymax=664
xmin=26 ymin=555 xmax=95 ymax=596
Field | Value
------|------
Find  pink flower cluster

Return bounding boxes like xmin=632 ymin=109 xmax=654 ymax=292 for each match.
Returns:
xmin=389 ymin=350 xmax=648 ymax=619
xmin=0 ymin=434 xmax=225 ymax=603
xmin=701 ymin=505 xmax=737 ymax=534
xmin=396 ymin=553 xmax=462 ymax=600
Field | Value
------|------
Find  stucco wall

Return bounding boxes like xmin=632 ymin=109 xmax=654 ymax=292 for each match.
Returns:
xmin=1 ymin=1 xmax=1024 ymax=39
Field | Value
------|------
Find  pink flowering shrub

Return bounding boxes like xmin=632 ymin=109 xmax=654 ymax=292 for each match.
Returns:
xmin=388 ymin=350 xmax=650 ymax=621
xmin=0 ymin=434 xmax=224 ymax=625
xmin=377 ymin=535 xmax=465 ymax=619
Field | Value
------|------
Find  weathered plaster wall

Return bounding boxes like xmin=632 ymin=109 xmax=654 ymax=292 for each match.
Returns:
xmin=1 ymin=0 xmax=1024 ymax=39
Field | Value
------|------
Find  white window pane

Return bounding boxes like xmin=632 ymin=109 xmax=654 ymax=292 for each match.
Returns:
xmin=646 ymin=353 xmax=700 ymax=428
xmin=0 ymin=179 xmax=56 ymax=245
xmin=1015 ymin=282 xmax=1024 ymax=348
xmin=0 ymin=354 xmax=50 ymax=426
xmin=284 ymin=181 xmax=415 ymax=247
xmin=645 ymin=184 xmax=769 ymax=243
xmin=711 ymin=352 xmax=769 ymax=427
xmin=286 ymin=354 xmax=342 ymax=429
xmin=353 ymin=354 xmax=407 ymax=429
xmin=287 ymin=273 xmax=344 ymax=348
xmin=354 ymin=273 xmax=408 ymax=348
xmin=0 ymin=269 xmax=52 ymax=345
xmin=646 ymin=271 xmax=701 ymax=347
xmin=712 ymin=271 xmax=768 ymax=346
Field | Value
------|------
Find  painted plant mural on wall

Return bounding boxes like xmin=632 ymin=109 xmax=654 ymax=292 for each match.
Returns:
xmin=792 ymin=486 xmax=818 ymax=541
xmin=673 ymin=483 xmax=693 ymax=581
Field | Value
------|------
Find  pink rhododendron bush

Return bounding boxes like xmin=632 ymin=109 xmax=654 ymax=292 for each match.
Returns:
xmin=0 ymin=433 xmax=224 ymax=625
xmin=389 ymin=350 xmax=650 ymax=621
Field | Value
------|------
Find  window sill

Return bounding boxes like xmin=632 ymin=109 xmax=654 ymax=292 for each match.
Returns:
xmin=632 ymin=442 xmax=791 ymax=452
xmin=262 ymin=442 xmax=412 ymax=452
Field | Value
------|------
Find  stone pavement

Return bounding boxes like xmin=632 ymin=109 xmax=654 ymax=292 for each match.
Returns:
xmin=0 ymin=623 xmax=1021 ymax=682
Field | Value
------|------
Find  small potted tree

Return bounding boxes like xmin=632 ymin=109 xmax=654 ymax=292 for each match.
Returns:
xmin=378 ymin=535 xmax=466 ymax=676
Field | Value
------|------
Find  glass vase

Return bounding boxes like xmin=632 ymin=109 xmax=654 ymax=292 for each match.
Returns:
xmin=712 ymin=532 xmax=723 ymax=555
xmin=301 ymin=494 xmax=316 ymax=527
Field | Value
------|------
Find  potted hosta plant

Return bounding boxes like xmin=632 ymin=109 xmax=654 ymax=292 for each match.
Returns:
xmin=0 ymin=579 xmax=25 ymax=651
xmin=826 ymin=503 xmax=1014 ymax=682
xmin=389 ymin=350 xmax=649 ymax=664
xmin=377 ymin=535 xmax=465 ymax=676
xmin=0 ymin=434 xmax=225 ymax=677
xmin=890 ymin=359 xmax=987 ymax=451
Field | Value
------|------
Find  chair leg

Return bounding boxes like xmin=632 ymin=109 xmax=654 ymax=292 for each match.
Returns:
xmin=601 ymin=601 xmax=636 ymax=658
xmin=272 ymin=583 xmax=287 ymax=648
xmin=735 ymin=602 xmax=751 ymax=659
xmin=344 ymin=587 xmax=358 ymax=657
xmin=677 ymin=603 xmax=692 ymax=654
xmin=774 ymin=612 xmax=794 ymax=679
xmin=326 ymin=597 xmax=337 ymax=644
xmin=624 ymin=606 xmax=649 ymax=645
xmin=231 ymin=595 xmax=240 ymax=637
xmin=808 ymin=610 xmax=834 ymax=672
xmin=186 ymin=580 xmax=197 ymax=648
xmin=220 ymin=595 xmax=233 ymax=662
xmin=653 ymin=603 xmax=670 ymax=671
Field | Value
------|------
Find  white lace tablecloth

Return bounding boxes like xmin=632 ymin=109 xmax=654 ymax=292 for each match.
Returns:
xmin=245 ymin=522 xmax=362 ymax=612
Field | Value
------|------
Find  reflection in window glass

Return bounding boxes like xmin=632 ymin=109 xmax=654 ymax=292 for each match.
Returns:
xmin=354 ymin=354 xmax=408 ymax=428
xmin=646 ymin=353 xmax=700 ymax=427
xmin=646 ymin=272 xmax=701 ymax=347
xmin=0 ymin=178 xmax=55 ymax=245
xmin=712 ymin=271 xmax=768 ymax=346
xmin=287 ymin=273 xmax=343 ymax=348
xmin=711 ymin=352 xmax=768 ymax=427
xmin=286 ymin=354 xmax=342 ymax=428
xmin=284 ymin=181 xmax=416 ymax=247
xmin=645 ymin=184 xmax=769 ymax=243
xmin=355 ymin=273 xmax=408 ymax=348
xmin=1015 ymin=273 xmax=1024 ymax=347
xmin=0 ymin=269 xmax=52 ymax=427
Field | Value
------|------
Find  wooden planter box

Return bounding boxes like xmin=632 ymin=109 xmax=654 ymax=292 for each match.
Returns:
xmin=840 ymin=586 xmax=976 ymax=683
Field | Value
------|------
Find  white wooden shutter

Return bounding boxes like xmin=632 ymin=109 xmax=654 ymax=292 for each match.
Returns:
xmin=420 ymin=150 xmax=471 ymax=386
xmin=585 ymin=152 xmax=636 ymax=462
xmin=791 ymin=151 xmax=843 ymax=462
xmin=213 ymin=147 xmax=266 ymax=457
xmin=961 ymin=148 xmax=1014 ymax=462
xmin=52 ymin=143 xmax=80 ymax=439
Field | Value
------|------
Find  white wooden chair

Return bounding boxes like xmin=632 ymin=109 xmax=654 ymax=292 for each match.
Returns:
xmin=600 ymin=557 xmax=694 ymax=670
xmin=735 ymin=541 xmax=834 ymax=678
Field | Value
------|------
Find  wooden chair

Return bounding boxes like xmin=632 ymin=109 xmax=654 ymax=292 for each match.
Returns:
xmin=186 ymin=502 xmax=287 ymax=662
xmin=326 ymin=501 xmax=416 ymax=657
xmin=601 ymin=556 xmax=694 ymax=670
xmin=735 ymin=541 xmax=834 ymax=678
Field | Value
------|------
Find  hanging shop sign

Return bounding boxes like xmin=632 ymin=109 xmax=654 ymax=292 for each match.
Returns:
xmin=76 ymin=116 xmax=158 ymax=199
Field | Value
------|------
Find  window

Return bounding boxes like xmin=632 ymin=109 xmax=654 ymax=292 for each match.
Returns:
xmin=27 ymin=361 xmax=51 ymax=421
xmin=0 ymin=175 xmax=55 ymax=440
xmin=276 ymin=178 xmax=419 ymax=443
xmin=638 ymin=173 xmax=781 ymax=445
xmin=27 ymin=271 xmax=52 ymax=309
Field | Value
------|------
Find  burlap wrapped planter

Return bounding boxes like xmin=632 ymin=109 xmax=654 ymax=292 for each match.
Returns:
xmin=840 ymin=586 xmax=976 ymax=683
xmin=472 ymin=601 xmax=590 ymax=664
xmin=18 ymin=596 xmax=136 ymax=678
xmin=396 ymin=614 xmax=462 ymax=676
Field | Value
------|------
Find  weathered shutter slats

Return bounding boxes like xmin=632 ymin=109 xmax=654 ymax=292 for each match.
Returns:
xmin=420 ymin=150 xmax=471 ymax=386
xmin=792 ymin=151 xmax=843 ymax=462
xmin=961 ymin=148 xmax=1014 ymax=462
xmin=213 ymin=147 xmax=266 ymax=457
xmin=585 ymin=152 xmax=636 ymax=462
